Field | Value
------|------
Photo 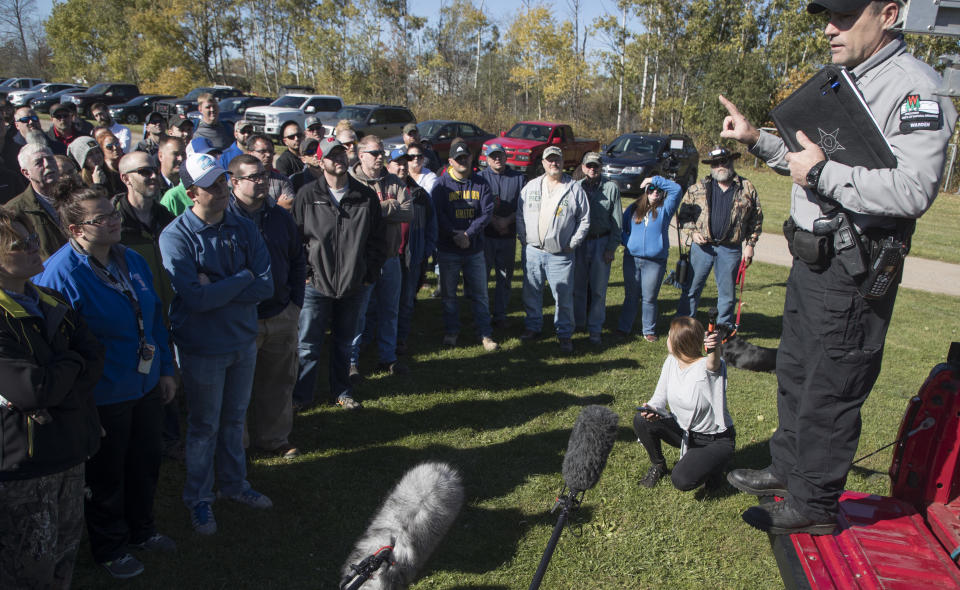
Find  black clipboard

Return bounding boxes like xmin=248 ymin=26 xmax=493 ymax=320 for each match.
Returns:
xmin=770 ymin=65 xmax=897 ymax=169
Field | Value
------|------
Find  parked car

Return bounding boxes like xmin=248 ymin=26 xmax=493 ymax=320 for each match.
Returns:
xmin=383 ymin=120 xmax=495 ymax=162
xmin=30 ymin=86 xmax=87 ymax=113
xmin=62 ymin=82 xmax=141 ymax=117
xmin=154 ymin=86 xmax=244 ymax=118
xmin=479 ymin=122 xmax=599 ymax=178
xmin=186 ymin=95 xmax=274 ymax=128
xmin=0 ymin=77 xmax=44 ymax=100
xmin=244 ymin=94 xmax=344 ymax=140
xmin=7 ymin=83 xmax=82 ymax=107
xmin=599 ymin=133 xmax=699 ymax=196
xmin=107 ymin=94 xmax=176 ymax=124
xmin=321 ymin=104 xmax=416 ymax=139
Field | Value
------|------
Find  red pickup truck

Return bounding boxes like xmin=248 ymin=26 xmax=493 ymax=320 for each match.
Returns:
xmin=479 ymin=121 xmax=600 ymax=178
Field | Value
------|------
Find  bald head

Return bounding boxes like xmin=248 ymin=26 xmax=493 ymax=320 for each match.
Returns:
xmin=119 ymin=152 xmax=152 ymax=175
xmin=119 ymin=152 xmax=161 ymax=202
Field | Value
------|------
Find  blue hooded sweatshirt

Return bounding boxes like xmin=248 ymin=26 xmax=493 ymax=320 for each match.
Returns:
xmin=621 ymin=175 xmax=682 ymax=260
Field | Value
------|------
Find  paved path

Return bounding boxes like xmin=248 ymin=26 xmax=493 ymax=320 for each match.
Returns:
xmin=669 ymin=230 xmax=960 ymax=298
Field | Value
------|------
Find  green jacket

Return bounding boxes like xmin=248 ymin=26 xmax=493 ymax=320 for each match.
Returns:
xmin=160 ymin=182 xmax=191 ymax=217
xmin=679 ymin=175 xmax=763 ymax=248
xmin=4 ymin=186 xmax=69 ymax=260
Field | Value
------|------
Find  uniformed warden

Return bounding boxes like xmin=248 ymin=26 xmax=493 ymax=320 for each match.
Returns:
xmin=720 ymin=0 xmax=957 ymax=535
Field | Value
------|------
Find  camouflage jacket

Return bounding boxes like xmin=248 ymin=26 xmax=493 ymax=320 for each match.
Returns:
xmin=678 ymin=175 xmax=762 ymax=247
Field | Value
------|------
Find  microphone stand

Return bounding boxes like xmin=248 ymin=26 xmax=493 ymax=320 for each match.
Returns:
xmin=529 ymin=486 xmax=583 ymax=590
xmin=340 ymin=545 xmax=394 ymax=590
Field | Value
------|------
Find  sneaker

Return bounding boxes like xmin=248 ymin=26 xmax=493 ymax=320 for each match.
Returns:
xmin=639 ymin=463 xmax=668 ymax=488
xmin=519 ymin=329 xmax=539 ymax=341
xmin=378 ymin=360 xmax=409 ymax=375
xmin=442 ymin=333 xmax=458 ymax=347
xmin=337 ymin=395 xmax=362 ymax=410
xmin=271 ymin=444 xmax=300 ymax=459
xmin=348 ymin=364 xmax=363 ymax=384
xmin=130 ymin=533 xmax=177 ymax=552
xmin=481 ymin=336 xmax=500 ymax=352
xmin=589 ymin=332 xmax=602 ymax=345
xmin=101 ymin=553 xmax=144 ymax=579
xmin=643 ymin=334 xmax=659 ymax=342
xmin=558 ymin=338 xmax=573 ymax=353
xmin=219 ymin=488 xmax=273 ymax=509
xmin=190 ymin=502 xmax=217 ymax=535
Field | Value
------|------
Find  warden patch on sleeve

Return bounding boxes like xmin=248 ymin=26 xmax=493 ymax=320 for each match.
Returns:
xmin=900 ymin=94 xmax=942 ymax=133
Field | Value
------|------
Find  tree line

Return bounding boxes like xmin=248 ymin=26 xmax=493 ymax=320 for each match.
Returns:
xmin=3 ymin=0 xmax=959 ymax=150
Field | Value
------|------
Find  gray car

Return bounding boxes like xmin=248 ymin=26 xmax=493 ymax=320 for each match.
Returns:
xmin=321 ymin=104 xmax=416 ymax=139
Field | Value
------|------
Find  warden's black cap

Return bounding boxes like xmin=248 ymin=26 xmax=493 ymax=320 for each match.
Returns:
xmin=807 ymin=0 xmax=873 ymax=14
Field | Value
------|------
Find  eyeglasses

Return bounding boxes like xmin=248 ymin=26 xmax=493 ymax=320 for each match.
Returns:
xmin=124 ymin=166 xmax=157 ymax=178
xmin=285 ymin=133 xmax=303 ymax=140
xmin=710 ymin=159 xmax=730 ymax=168
xmin=361 ymin=150 xmax=384 ymax=158
xmin=585 ymin=163 xmax=600 ymax=169
xmin=16 ymin=115 xmax=39 ymax=124
xmin=307 ymin=125 xmax=324 ymax=132
xmin=339 ymin=141 xmax=356 ymax=148
xmin=407 ymin=153 xmax=424 ymax=160
xmin=77 ymin=210 xmax=122 ymax=227
xmin=237 ymin=128 xmax=253 ymax=134
xmin=237 ymin=172 xmax=268 ymax=183
xmin=9 ymin=232 xmax=39 ymax=252
xmin=454 ymin=155 xmax=471 ymax=164
xmin=51 ymin=112 xmax=73 ymax=120
xmin=103 ymin=143 xmax=122 ymax=151
xmin=645 ymin=185 xmax=660 ymax=193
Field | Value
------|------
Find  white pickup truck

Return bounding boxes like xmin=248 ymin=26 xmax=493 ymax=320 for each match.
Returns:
xmin=244 ymin=94 xmax=344 ymax=140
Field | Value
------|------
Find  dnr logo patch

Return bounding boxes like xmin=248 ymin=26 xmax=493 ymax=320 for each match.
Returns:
xmin=899 ymin=94 xmax=942 ymax=133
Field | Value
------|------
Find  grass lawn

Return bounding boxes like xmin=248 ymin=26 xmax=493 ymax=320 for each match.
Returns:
xmin=68 ymin=248 xmax=960 ymax=589
xmin=743 ymin=164 xmax=960 ymax=264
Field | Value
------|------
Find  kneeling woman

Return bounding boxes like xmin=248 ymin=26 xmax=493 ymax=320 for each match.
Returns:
xmin=633 ymin=316 xmax=734 ymax=490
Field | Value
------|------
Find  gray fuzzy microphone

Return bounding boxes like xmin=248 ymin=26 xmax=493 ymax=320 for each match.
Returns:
xmin=562 ymin=405 xmax=620 ymax=493
xmin=340 ymin=462 xmax=464 ymax=590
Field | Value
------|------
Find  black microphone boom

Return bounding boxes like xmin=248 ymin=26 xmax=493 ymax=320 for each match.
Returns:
xmin=530 ymin=405 xmax=620 ymax=590
xmin=341 ymin=462 xmax=464 ymax=590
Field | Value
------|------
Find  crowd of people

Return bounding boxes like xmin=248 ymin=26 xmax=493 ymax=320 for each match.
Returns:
xmin=0 ymin=89 xmax=760 ymax=584
xmin=2 ymin=0 xmax=955 ymax=581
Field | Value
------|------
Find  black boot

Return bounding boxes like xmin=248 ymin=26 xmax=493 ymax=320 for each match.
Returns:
xmin=741 ymin=500 xmax=837 ymax=536
xmin=727 ymin=467 xmax=787 ymax=497
xmin=639 ymin=463 xmax=668 ymax=488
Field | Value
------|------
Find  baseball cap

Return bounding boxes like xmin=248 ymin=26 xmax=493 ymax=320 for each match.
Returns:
xmin=50 ymin=103 xmax=71 ymax=117
xmin=317 ymin=136 xmax=345 ymax=159
xmin=186 ymin=137 xmax=215 ymax=156
xmin=304 ymin=115 xmax=323 ymax=129
xmin=235 ymin=119 xmax=254 ymax=132
xmin=402 ymin=123 xmax=419 ymax=135
xmin=543 ymin=146 xmax=562 ymax=159
xmin=486 ymin=143 xmax=506 ymax=156
xmin=449 ymin=142 xmax=470 ymax=160
xmin=300 ymin=137 xmax=320 ymax=157
xmin=582 ymin=152 xmax=602 ymax=166
xmin=180 ymin=153 xmax=226 ymax=189
xmin=167 ymin=114 xmax=192 ymax=129
xmin=388 ymin=147 xmax=409 ymax=162
xmin=806 ymin=0 xmax=871 ymax=13
xmin=146 ymin=111 xmax=165 ymax=125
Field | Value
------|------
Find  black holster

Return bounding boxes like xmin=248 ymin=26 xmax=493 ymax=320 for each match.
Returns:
xmin=783 ymin=217 xmax=830 ymax=270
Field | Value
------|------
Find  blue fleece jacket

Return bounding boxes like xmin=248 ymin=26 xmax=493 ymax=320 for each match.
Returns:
xmin=622 ymin=176 xmax=682 ymax=260
xmin=159 ymin=207 xmax=273 ymax=355
xmin=35 ymin=243 xmax=175 ymax=406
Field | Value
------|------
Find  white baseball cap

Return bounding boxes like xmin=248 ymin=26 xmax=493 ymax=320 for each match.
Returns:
xmin=181 ymin=153 xmax=226 ymax=189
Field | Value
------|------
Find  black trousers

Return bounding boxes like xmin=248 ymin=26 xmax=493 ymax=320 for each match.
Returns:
xmin=633 ymin=413 xmax=735 ymax=491
xmin=85 ymin=387 xmax=163 ymax=563
xmin=770 ymin=255 xmax=898 ymax=521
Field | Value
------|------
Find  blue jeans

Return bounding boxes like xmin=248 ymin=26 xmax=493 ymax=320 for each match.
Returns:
xmin=438 ymin=249 xmax=492 ymax=338
xmin=573 ymin=237 xmax=613 ymax=334
xmin=618 ymin=255 xmax=667 ymax=335
xmin=293 ymin=284 xmax=365 ymax=406
xmin=484 ymin=236 xmax=516 ymax=323
xmin=522 ymin=244 xmax=575 ymax=339
xmin=180 ymin=341 xmax=257 ymax=507
xmin=676 ymin=243 xmax=741 ymax=325
xmin=397 ymin=256 xmax=423 ymax=345
xmin=351 ymin=256 xmax=402 ymax=365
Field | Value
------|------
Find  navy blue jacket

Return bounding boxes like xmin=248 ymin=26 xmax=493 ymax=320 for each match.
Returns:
xmin=430 ymin=169 xmax=493 ymax=255
xmin=228 ymin=196 xmax=306 ymax=318
xmin=479 ymin=167 xmax=524 ymax=238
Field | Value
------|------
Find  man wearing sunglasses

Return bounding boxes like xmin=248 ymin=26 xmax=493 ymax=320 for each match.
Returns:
xmin=219 ymin=119 xmax=255 ymax=170
xmin=275 ymin=122 xmax=305 ymax=177
xmin=11 ymin=106 xmax=42 ymax=147
xmin=45 ymin=103 xmax=79 ymax=155
xmin=676 ymin=146 xmax=762 ymax=327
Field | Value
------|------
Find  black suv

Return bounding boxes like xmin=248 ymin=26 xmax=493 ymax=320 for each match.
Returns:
xmin=60 ymin=83 xmax=140 ymax=118
xmin=321 ymin=104 xmax=416 ymax=139
xmin=154 ymin=86 xmax=245 ymax=118
xmin=600 ymin=133 xmax=699 ymax=196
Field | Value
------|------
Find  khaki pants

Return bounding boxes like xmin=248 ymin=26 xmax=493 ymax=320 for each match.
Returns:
xmin=245 ymin=302 xmax=299 ymax=452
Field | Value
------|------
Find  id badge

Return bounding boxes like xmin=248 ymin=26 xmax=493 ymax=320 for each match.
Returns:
xmin=138 ymin=342 xmax=155 ymax=375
